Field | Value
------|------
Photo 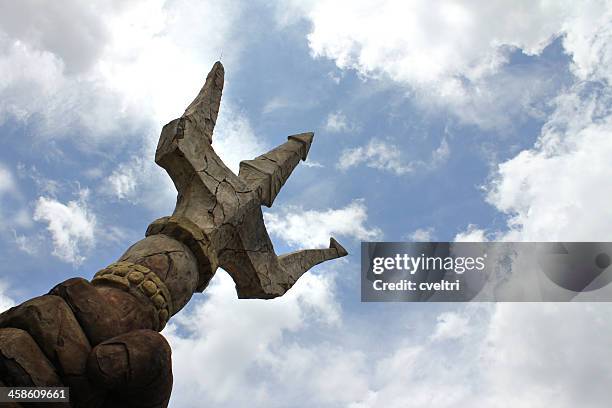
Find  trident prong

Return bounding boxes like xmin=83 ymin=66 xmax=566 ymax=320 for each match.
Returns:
xmin=147 ymin=61 xmax=348 ymax=299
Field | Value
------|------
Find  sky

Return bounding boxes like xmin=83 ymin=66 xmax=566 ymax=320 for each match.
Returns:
xmin=0 ymin=0 xmax=612 ymax=406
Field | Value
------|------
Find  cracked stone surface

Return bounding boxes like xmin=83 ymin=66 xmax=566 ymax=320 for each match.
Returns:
xmin=117 ymin=234 xmax=199 ymax=315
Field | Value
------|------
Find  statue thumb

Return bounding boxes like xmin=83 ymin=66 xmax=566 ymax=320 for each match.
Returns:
xmin=87 ymin=329 xmax=173 ymax=408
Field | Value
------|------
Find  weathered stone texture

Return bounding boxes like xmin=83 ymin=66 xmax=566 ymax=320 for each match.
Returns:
xmin=87 ymin=330 xmax=172 ymax=408
xmin=50 ymin=278 xmax=156 ymax=346
xmin=0 ymin=327 xmax=62 ymax=387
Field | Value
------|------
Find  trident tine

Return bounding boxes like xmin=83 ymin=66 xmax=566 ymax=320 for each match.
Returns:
xmin=183 ymin=61 xmax=224 ymax=144
xmin=239 ymin=132 xmax=314 ymax=207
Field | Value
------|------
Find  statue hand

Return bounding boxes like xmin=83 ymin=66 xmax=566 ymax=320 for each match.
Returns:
xmin=0 ymin=278 xmax=173 ymax=408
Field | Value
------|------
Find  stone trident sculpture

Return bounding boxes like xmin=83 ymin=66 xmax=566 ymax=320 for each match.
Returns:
xmin=0 ymin=62 xmax=347 ymax=407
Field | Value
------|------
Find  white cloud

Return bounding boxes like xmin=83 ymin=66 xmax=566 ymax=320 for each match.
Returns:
xmin=105 ymin=162 xmax=139 ymax=202
xmin=339 ymin=138 xmax=450 ymax=175
xmin=406 ymin=227 xmax=435 ymax=242
xmin=0 ymin=164 xmax=28 ymax=229
xmin=448 ymin=0 xmax=612 ymax=243
xmin=302 ymin=160 xmax=324 ymax=168
xmin=12 ymin=229 xmax=43 ymax=256
xmin=0 ymin=14 xmax=146 ymax=143
xmin=165 ymin=272 xmax=476 ymax=408
xmin=458 ymin=14 xmax=612 ymax=242
xmin=0 ymin=1 xmax=118 ymax=74
xmin=33 ymin=189 xmax=96 ymax=265
xmin=165 ymin=280 xmax=612 ymax=408
xmin=0 ymin=280 xmax=15 ymax=313
xmin=562 ymin=4 xmax=612 ymax=84
xmin=444 ymin=14 xmax=612 ymax=406
xmin=165 ymin=271 xmax=342 ymax=407
xmin=17 ymin=164 xmax=61 ymax=197
xmin=278 ymin=0 xmax=611 ymax=129
xmin=430 ymin=311 xmax=470 ymax=341
xmin=431 ymin=137 xmax=451 ymax=165
xmin=347 ymin=303 xmax=612 ymax=408
xmin=327 ymin=70 xmax=344 ymax=84
xmin=0 ymin=0 xmax=244 ymax=145
xmin=13 ymin=209 xmax=34 ymax=229
xmin=0 ymin=163 xmax=16 ymax=222
xmin=0 ymin=164 xmax=15 ymax=194
xmin=483 ymin=87 xmax=612 ymax=241
xmin=324 ymin=110 xmax=352 ymax=133
xmin=478 ymin=303 xmax=612 ymax=407
xmin=454 ymin=224 xmax=488 ymax=242
xmin=264 ymin=199 xmax=382 ymax=248
xmin=262 ymin=96 xmax=292 ymax=115
xmin=338 ymin=139 xmax=414 ymax=175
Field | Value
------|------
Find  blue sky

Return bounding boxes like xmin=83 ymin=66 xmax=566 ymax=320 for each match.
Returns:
xmin=1 ymin=1 xmax=612 ymax=407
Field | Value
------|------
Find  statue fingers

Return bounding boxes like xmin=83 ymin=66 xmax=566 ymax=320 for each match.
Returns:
xmin=0 ymin=327 xmax=67 ymax=407
xmin=49 ymin=277 xmax=160 ymax=345
xmin=87 ymin=329 xmax=173 ymax=408
xmin=0 ymin=327 xmax=62 ymax=385
xmin=0 ymin=295 xmax=104 ymax=407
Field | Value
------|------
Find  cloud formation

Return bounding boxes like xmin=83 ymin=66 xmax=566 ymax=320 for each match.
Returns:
xmin=456 ymin=2 xmax=612 ymax=242
xmin=485 ymin=86 xmax=612 ymax=241
xmin=406 ymin=227 xmax=435 ymax=242
xmin=33 ymin=189 xmax=96 ymax=265
xmin=264 ymin=199 xmax=382 ymax=248
xmin=0 ymin=164 xmax=15 ymax=195
xmin=166 ymin=280 xmax=612 ymax=408
xmin=279 ymin=0 xmax=610 ymax=128
xmin=165 ymin=271 xmax=342 ymax=407
xmin=338 ymin=139 xmax=414 ymax=175
xmin=325 ymin=110 xmax=352 ymax=133
xmin=0 ymin=0 xmax=244 ymax=145
xmin=0 ymin=280 xmax=15 ymax=313
xmin=338 ymin=138 xmax=449 ymax=175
